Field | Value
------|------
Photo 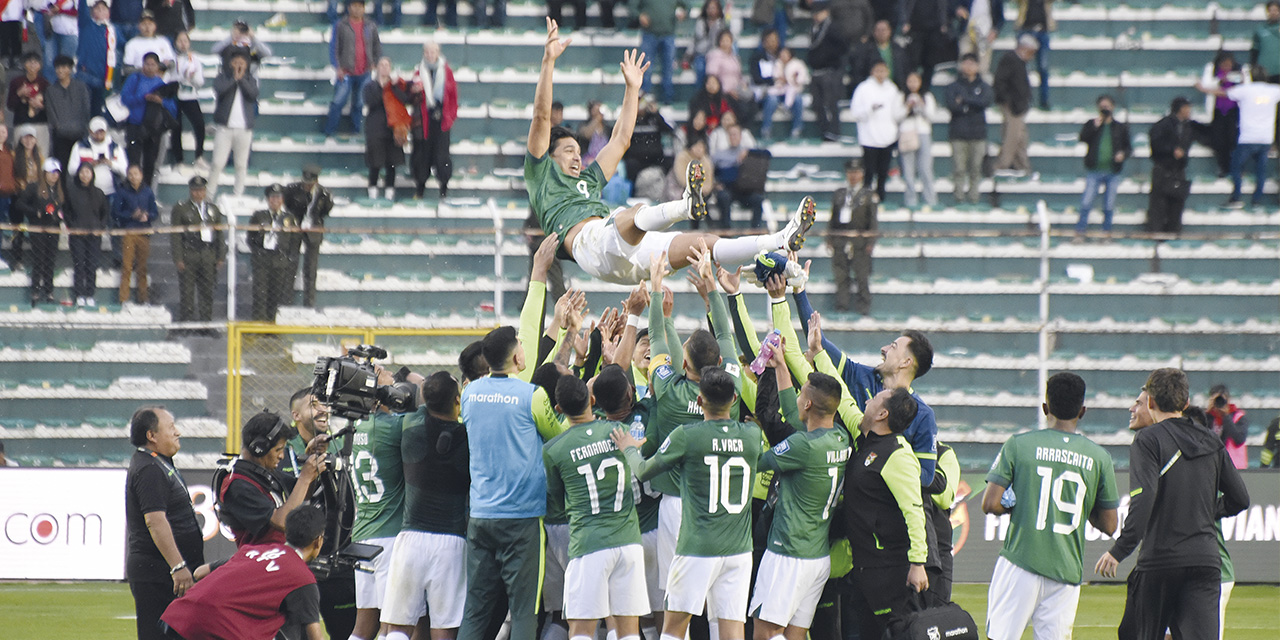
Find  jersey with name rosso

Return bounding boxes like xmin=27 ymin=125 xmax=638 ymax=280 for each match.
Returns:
xmin=461 ymin=376 xmax=555 ymax=519
xmin=761 ymin=426 xmax=852 ymax=559
xmin=525 ymin=152 xmax=611 ymax=252
xmin=653 ymin=419 xmax=763 ymax=557
xmin=986 ymin=428 xmax=1120 ymax=585
xmin=350 ymin=412 xmax=406 ymax=542
xmin=544 ymin=419 xmax=643 ymax=558
xmin=648 ymin=355 xmax=746 ymax=497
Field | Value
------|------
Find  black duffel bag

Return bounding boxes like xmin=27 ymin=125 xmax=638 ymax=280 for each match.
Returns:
xmin=886 ymin=591 xmax=979 ymax=640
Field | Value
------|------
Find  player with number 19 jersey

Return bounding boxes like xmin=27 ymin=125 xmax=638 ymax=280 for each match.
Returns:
xmin=986 ymin=428 xmax=1119 ymax=585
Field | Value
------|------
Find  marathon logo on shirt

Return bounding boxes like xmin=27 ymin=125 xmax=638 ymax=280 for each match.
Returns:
xmin=472 ymin=393 xmax=521 ymax=405
xmin=827 ymin=447 xmax=851 ymax=464
xmin=712 ymin=439 xmax=744 ymax=453
xmin=1034 ymin=446 xmax=1095 ymax=471
xmin=570 ymin=439 xmax=618 ymax=462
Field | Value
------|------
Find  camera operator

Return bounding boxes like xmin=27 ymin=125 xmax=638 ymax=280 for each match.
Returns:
xmin=383 ymin=371 xmax=470 ymax=640
xmin=161 ymin=505 xmax=327 ymax=640
xmin=278 ymin=387 xmax=358 ymax=640
xmin=1207 ymin=384 xmax=1249 ymax=470
xmin=217 ymin=411 xmax=328 ymax=547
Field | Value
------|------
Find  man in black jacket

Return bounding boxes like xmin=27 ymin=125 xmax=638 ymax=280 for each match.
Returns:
xmin=1095 ymin=368 xmax=1249 ymax=640
xmin=1075 ymin=94 xmax=1131 ymax=237
xmin=898 ymin=0 xmax=950 ymax=90
xmin=284 ymin=164 xmax=334 ymax=308
xmin=848 ymin=20 xmax=910 ymax=91
xmin=992 ymin=34 xmax=1036 ymax=177
xmin=1145 ymin=97 xmax=1198 ymax=234
xmin=945 ymin=54 xmax=993 ymax=205
xmin=808 ymin=2 xmax=846 ymax=142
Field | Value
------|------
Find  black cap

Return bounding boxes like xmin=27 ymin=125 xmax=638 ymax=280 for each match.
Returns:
xmin=188 ymin=176 xmax=208 ymax=188
xmin=265 ymin=184 xmax=284 ymax=197
xmin=844 ymin=158 xmax=863 ymax=171
xmin=810 ymin=0 xmax=830 ymax=11
xmin=302 ymin=164 xmax=322 ymax=180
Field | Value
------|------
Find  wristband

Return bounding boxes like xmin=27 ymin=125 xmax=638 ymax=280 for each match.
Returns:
xmin=626 ymin=314 xmax=641 ymax=328
xmin=170 ymin=561 xmax=187 ymax=575
xmin=768 ymin=295 xmax=786 ymax=305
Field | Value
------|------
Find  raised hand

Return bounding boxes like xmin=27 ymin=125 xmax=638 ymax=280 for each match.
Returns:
xmin=624 ymin=285 xmax=649 ymax=316
xmin=661 ymin=286 xmax=674 ymax=317
xmin=765 ymin=273 xmax=787 ymax=299
xmin=686 ymin=271 xmax=711 ymax=305
xmin=717 ymin=265 xmax=743 ymax=295
xmin=690 ymin=238 xmax=716 ymax=283
xmin=544 ymin=18 xmax=573 ymax=62
xmin=620 ymin=49 xmax=651 ymax=90
xmin=649 ymin=251 xmax=669 ymax=291
xmin=531 ymin=232 xmax=559 ymax=282
xmin=807 ymin=312 xmax=825 ymax=357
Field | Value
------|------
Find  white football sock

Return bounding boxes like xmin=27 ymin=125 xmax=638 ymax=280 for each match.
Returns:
xmin=634 ymin=199 xmax=689 ymax=231
xmin=620 ymin=635 xmax=639 ymax=640
xmin=660 ymin=633 xmax=682 ymax=640
xmin=606 ymin=630 xmax=618 ymax=640
xmin=707 ymin=620 xmax=719 ymax=640
xmin=570 ymin=634 xmax=591 ymax=640
xmin=347 ymin=635 xmax=368 ymax=640
xmin=386 ymin=632 xmax=410 ymax=640
xmin=712 ymin=235 xmax=769 ymax=266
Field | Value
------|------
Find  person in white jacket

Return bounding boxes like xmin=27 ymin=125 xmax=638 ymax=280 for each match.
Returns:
xmin=170 ymin=31 xmax=207 ymax=170
xmin=850 ymin=60 xmax=905 ymax=202
xmin=898 ymin=71 xmax=938 ymax=208
xmin=68 ymin=116 xmax=128 ymax=198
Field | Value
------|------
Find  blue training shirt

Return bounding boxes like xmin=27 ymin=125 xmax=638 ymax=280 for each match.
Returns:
xmin=460 ymin=374 xmax=562 ymax=519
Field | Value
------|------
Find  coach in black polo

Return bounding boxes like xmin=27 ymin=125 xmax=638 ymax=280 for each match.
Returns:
xmin=125 ymin=406 xmax=204 ymax=640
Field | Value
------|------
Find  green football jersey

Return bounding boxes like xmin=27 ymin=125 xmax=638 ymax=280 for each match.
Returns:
xmin=351 ymin=413 xmax=407 ymax=541
xmin=986 ymin=428 xmax=1120 ymax=585
xmin=628 ymin=419 xmax=763 ymax=557
xmin=647 ymin=358 xmax=746 ymax=497
xmin=524 ymin=152 xmax=611 ymax=252
xmin=761 ymin=425 xmax=852 ymax=559
xmin=544 ymin=419 xmax=643 ymax=558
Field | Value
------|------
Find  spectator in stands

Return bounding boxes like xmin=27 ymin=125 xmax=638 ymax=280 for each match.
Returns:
xmin=374 ymin=0 xmax=402 ymax=27
xmin=899 ymin=71 xmax=937 ymax=209
xmin=147 ymin=0 xmax=194 ymax=39
xmin=0 ymin=127 xmax=13 ymax=265
xmin=1199 ymin=70 xmax=1280 ymax=209
xmin=1207 ymin=384 xmax=1249 ymax=470
xmin=211 ymin=20 xmax=273 ymax=76
xmin=170 ymin=32 xmax=207 ymax=171
xmin=249 ymin=184 xmax=302 ymax=321
xmin=773 ymin=48 xmax=809 ymax=140
xmin=207 ymin=51 xmax=258 ymax=197
xmin=675 ymin=107 xmax=710 ymax=151
xmin=45 ymin=56 xmax=90 ymax=173
xmin=39 ymin=0 xmax=79 ymax=84
xmin=410 ymin=41 xmax=457 ymax=199
xmin=705 ymin=30 xmax=743 ymax=99
xmin=809 ymin=2 xmax=844 ymax=142
xmin=1013 ymin=0 xmax=1052 ymax=109
xmin=851 ymin=60 xmax=904 ymax=202
xmin=69 ymin=116 xmax=128 ymax=203
xmin=13 ymin=159 xmax=63 ymax=304
xmin=65 ymin=160 xmax=110 ymax=307
xmin=122 ymin=11 xmax=176 ymax=74
xmin=1251 ymin=2 xmax=1280 ymax=83
xmin=688 ymin=0 xmax=729 ymax=87
xmin=850 ymin=20 xmax=908 ymax=91
xmin=113 ymin=164 xmax=157 ymax=304
xmin=111 ymin=0 xmax=144 ymax=44
xmin=829 ymin=158 xmax=877 ymax=314
xmin=7 ymin=53 xmax=51 ymax=155
xmin=1075 ymin=94 xmax=1131 ymax=238
xmin=576 ymin=100 xmax=608 ymax=166
xmin=121 ymin=52 xmax=177 ymax=186
xmin=711 ymin=125 xmax=765 ymax=228
xmin=171 ymin=176 xmax=226 ymax=323
xmin=625 ymin=93 xmax=673 ymax=189
xmin=0 ymin=0 xmax=22 ymax=70
xmin=946 ymin=53 xmax=992 ymax=206
xmin=364 ymin=56 xmax=410 ymax=201
xmin=77 ymin=0 xmax=117 ymax=118
xmin=284 ymin=164 xmax=334 ymax=308
xmin=750 ymin=29 xmax=783 ymax=138
xmin=993 ymin=34 xmax=1036 ymax=178
xmin=9 ymin=126 xmax=42 ymax=271
xmin=668 ymin=137 xmax=714 ymax=214
xmin=899 ymin=0 xmax=949 ymax=91
xmin=708 ymin=109 xmax=755 ymax=156
xmin=1146 ymin=97 xmax=1196 ymax=234
xmin=423 ymin=0 xmax=459 ymax=28
xmin=125 ymin=406 xmax=203 ymax=640
xmin=326 ymin=0 xmax=380 ymax=138
xmin=688 ymin=74 xmax=735 ymax=130
xmin=832 ymin=0 xmax=875 ymax=45
xmin=636 ymin=0 xmax=687 ymax=104
xmin=1202 ymin=51 xmax=1241 ymax=178
xmin=954 ymin=0 xmax=1004 ymax=79
xmin=473 ymin=0 xmax=507 ymax=28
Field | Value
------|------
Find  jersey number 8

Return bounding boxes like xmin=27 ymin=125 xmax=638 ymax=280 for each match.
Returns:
xmin=704 ymin=456 xmax=752 ymax=515
xmin=1034 ymin=466 xmax=1086 ymax=535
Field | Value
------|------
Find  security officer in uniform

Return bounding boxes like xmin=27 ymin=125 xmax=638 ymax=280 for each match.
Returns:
xmin=248 ymin=184 xmax=302 ymax=321
xmin=284 ymin=164 xmax=334 ymax=308
xmin=828 ymin=158 xmax=878 ymax=315
xmin=170 ymin=176 xmax=227 ymax=324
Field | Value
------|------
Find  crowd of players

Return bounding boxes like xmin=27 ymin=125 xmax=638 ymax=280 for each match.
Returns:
xmin=122 ymin=229 xmax=1251 ymax=640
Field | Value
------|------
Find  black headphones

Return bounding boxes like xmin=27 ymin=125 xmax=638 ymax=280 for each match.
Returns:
xmin=246 ymin=411 xmax=291 ymax=457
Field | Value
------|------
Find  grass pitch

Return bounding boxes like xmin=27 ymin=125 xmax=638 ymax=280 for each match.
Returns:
xmin=0 ymin=582 xmax=1275 ymax=638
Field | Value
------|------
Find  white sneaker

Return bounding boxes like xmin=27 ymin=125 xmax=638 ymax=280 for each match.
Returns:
xmin=368 ymin=187 xmax=378 ymax=199
xmin=780 ymin=196 xmax=817 ymax=252
xmin=385 ymin=187 xmax=395 ymax=201
xmin=85 ymin=297 xmax=95 ymax=307
xmin=75 ymin=297 xmax=86 ymax=307
xmin=193 ymin=157 xmax=210 ymax=173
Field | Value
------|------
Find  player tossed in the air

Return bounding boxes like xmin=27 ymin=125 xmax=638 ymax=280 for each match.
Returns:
xmin=526 ymin=18 xmax=816 ymax=285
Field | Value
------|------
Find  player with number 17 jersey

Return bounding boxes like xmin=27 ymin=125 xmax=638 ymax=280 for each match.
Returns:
xmin=986 ymin=428 xmax=1119 ymax=585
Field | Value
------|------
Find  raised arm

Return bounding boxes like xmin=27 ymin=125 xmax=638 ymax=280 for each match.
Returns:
xmin=519 ymin=234 xmax=559 ymax=382
xmin=528 ymin=18 xmax=573 ymax=157
xmin=593 ymin=49 xmax=650 ymax=181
